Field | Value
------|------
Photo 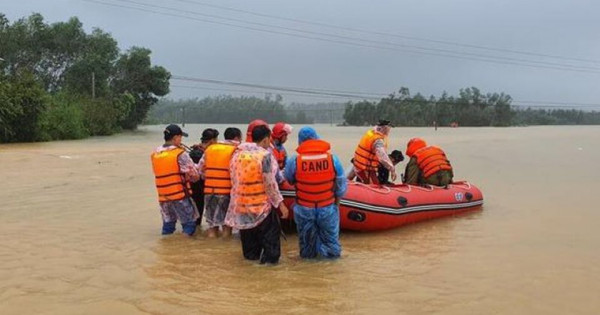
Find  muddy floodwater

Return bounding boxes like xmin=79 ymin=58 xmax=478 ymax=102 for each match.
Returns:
xmin=1 ymin=125 xmax=599 ymax=314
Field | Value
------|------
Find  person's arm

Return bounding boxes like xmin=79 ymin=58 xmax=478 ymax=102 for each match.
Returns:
xmin=268 ymin=145 xmax=285 ymax=184
xmin=346 ymin=166 xmax=356 ymax=181
xmin=196 ymin=154 xmax=206 ymax=179
xmin=262 ymin=152 xmax=284 ymax=208
xmin=280 ymin=145 xmax=288 ymax=171
xmin=374 ymin=139 xmax=394 ymax=171
xmin=403 ymin=157 xmax=420 ymax=185
xmin=276 ymin=169 xmax=285 ymax=184
xmin=374 ymin=139 xmax=396 ymax=181
xmin=332 ymin=155 xmax=348 ymax=199
xmin=179 ymin=152 xmax=200 ymax=183
xmin=283 ymin=155 xmax=297 ymax=184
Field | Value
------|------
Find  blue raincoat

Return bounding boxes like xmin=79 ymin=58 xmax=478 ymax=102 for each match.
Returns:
xmin=284 ymin=127 xmax=347 ymax=258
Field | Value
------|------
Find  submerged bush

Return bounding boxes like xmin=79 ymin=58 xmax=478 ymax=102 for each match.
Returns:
xmin=41 ymin=94 xmax=88 ymax=140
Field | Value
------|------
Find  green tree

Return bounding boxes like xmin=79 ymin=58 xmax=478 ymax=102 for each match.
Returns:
xmin=1 ymin=72 xmax=48 ymax=142
xmin=0 ymin=80 xmax=22 ymax=140
xmin=63 ymin=28 xmax=119 ymax=97
xmin=41 ymin=93 xmax=88 ymax=140
xmin=83 ymin=93 xmax=134 ymax=135
xmin=0 ymin=13 xmax=171 ymax=142
xmin=112 ymin=47 xmax=170 ymax=129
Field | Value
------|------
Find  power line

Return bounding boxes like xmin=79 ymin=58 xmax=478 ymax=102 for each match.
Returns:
xmin=171 ymin=75 xmax=385 ymax=99
xmin=85 ymin=0 xmax=600 ymax=74
xmin=111 ymin=0 xmax=600 ymax=72
xmin=173 ymin=75 xmax=387 ymax=96
xmin=171 ymin=84 xmax=371 ymax=100
xmin=168 ymin=0 xmax=600 ymax=65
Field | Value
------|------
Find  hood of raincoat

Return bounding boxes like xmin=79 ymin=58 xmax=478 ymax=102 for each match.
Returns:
xmin=297 ymin=126 xmax=320 ymax=144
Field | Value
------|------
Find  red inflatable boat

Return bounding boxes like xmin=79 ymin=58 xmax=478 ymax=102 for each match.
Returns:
xmin=280 ymin=181 xmax=483 ymax=232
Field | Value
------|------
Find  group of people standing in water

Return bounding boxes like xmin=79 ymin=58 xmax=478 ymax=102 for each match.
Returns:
xmin=150 ymin=119 xmax=454 ymax=264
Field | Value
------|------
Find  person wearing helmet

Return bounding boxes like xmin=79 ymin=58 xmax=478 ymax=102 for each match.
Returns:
xmin=403 ymin=138 xmax=454 ymax=186
xmin=351 ymin=119 xmax=397 ymax=184
xmin=246 ymin=119 xmax=268 ymax=142
xmin=271 ymin=122 xmax=293 ymax=170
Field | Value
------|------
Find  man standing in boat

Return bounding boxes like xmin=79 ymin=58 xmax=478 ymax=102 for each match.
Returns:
xmin=403 ymin=137 xmax=453 ymax=186
xmin=284 ymin=126 xmax=347 ymax=259
xmin=351 ymin=119 xmax=397 ymax=184
xmin=150 ymin=124 xmax=200 ymax=236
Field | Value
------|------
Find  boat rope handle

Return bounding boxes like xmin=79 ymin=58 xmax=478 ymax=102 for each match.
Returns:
xmin=351 ymin=182 xmax=392 ymax=194
xmin=390 ymin=185 xmax=412 ymax=193
xmin=413 ymin=185 xmax=435 ymax=192
xmin=450 ymin=181 xmax=472 ymax=190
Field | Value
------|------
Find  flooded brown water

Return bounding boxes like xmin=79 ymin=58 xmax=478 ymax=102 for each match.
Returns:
xmin=1 ymin=125 xmax=599 ymax=314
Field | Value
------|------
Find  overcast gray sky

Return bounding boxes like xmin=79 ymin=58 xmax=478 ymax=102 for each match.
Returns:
xmin=3 ymin=0 xmax=600 ymax=106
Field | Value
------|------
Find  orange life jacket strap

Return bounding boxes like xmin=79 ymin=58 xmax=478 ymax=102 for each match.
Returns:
xmin=156 ymin=182 xmax=186 ymax=188
xmin=240 ymin=191 xmax=267 ymax=196
xmin=155 ymin=172 xmax=184 ymax=179
xmin=240 ymin=180 xmax=263 ymax=185
xmin=296 ymin=197 xmax=336 ymax=208
xmin=296 ymin=179 xmax=336 ymax=185
xmin=296 ymin=186 xmax=334 ymax=195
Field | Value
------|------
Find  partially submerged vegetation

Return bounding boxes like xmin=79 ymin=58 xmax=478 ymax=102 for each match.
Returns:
xmin=0 ymin=13 xmax=170 ymax=143
xmin=151 ymin=87 xmax=600 ymax=127
xmin=343 ymin=87 xmax=600 ymax=126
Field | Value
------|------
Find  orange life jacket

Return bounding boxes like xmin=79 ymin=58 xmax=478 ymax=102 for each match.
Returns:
xmin=353 ymin=129 xmax=386 ymax=171
xmin=232 ymin=148 xmax=269 ymax=214
xmin=295 ymin=139 xmax=336 ymax=208
xmin=203 ymin=142 xmax=237 ymax=195
xmin=414 ymin=146 xmax=453 ymax=178
xmin=270 ymin=142 xmax=287 ymax=170
xmin=151 ymin=147 xmax=191 ymax=202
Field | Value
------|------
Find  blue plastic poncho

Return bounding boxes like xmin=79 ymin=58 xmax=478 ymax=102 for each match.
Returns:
xmin=285 ymin=126 xmax=347 ymax=258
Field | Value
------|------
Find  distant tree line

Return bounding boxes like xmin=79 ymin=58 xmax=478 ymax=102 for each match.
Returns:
xmin=511 ymin=108 xmax=600 ymax=125
xmin=148 ymin=95 xmax=346 ymax=125
xmin=343 ymin=87 xmax=600 ymax=126
xmin=0 ymin=13 xmax=170 ymax=143
xmin=150 ymin=88 xmax=600 ymax=127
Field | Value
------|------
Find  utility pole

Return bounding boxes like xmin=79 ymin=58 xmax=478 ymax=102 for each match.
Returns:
xmin=181 ymin=106 xmax=186 ymax=127
xmin=434 ymin=102 xmax=438 ymax=131
xmin=91 ymin=72 xmax=95 ymax=99
xmin=330 ymin=109 xmax=333 ymax=126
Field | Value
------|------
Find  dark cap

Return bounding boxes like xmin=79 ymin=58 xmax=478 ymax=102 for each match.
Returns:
xmin=377 ymin=119 xmax=394 ymax=127
xmin=164 ymin=124 xmax=188 ymax=140
xmin=201 ymin=128 xmax=219 ymax=142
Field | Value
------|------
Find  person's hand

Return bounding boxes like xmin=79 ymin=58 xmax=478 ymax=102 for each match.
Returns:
xmin=391 ymin=170 xmax=398 ymax=182
xmin=279 ymin=202 xmax=290 ymax=219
